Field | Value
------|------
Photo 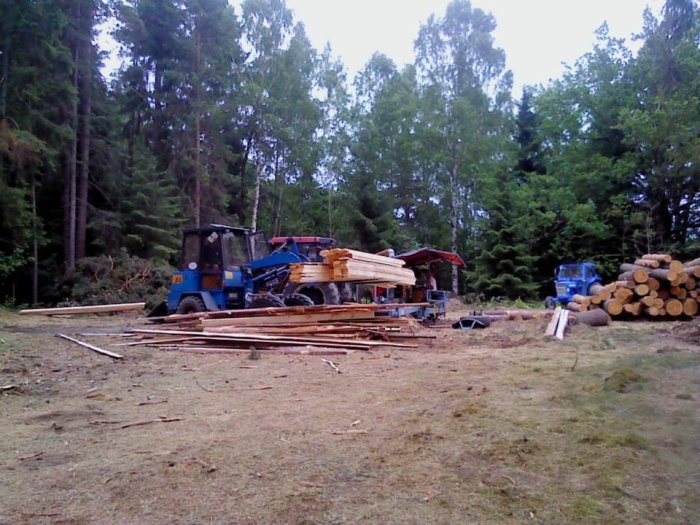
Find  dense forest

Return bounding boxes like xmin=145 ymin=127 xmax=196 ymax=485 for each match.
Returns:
xmin=0 ymin=0 xmax=698 ymax=306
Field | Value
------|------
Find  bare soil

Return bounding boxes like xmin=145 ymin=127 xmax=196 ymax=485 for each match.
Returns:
xmin=1 ymin=307 xmax=699 ymax=525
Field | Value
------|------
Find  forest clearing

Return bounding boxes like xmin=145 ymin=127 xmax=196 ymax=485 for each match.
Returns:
xmin=1 ymin=0 xmax=698 ymax=522
xmin=1 ymin=306 xmax=698 ymax=524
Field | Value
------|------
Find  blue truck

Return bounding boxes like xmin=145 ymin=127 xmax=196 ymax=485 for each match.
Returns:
xmin=545 ymin=262 xmax=602 ymax=309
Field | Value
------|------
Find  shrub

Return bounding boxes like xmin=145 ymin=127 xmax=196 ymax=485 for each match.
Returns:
xmin=58 ymin=250 xmax=173 ymax=308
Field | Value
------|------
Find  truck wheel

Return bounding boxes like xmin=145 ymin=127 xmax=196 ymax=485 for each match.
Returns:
xmin=284 ymin=293 xmax=314 ymax=307
xmin=176 ymin=296 xmax=206 ymax=314
xmin=544 ymin=296 xmax=556 ymax=310
xmin=248 ymin=295 xmax=286 ymax=309
xmin=284 ymin=282 xmax=341 ymax=305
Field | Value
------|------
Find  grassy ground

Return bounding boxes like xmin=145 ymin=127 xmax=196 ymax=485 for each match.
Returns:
xmin=1 ymin=308 xmax=698 ymax=524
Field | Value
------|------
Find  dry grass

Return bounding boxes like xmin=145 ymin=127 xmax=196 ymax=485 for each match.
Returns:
xmin=1 ymin=308 xmax=698 ymax=524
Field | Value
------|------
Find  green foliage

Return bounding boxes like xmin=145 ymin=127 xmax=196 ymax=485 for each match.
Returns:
xmin=121 ymin=143 xmax=183 ymax=262
xmin=58 ymin=250 xmax=173 ymax=308
xmin=2 ymin=0 xmax=699 ymax=307
xmin=469 ymin=171 xmax=538 ymax=299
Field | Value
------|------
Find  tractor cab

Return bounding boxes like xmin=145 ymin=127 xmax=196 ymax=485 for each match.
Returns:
xmin=167 ymin=225 xmax=270 ymax=314
xmin=546 ymin=262 xmax=601 ymax=308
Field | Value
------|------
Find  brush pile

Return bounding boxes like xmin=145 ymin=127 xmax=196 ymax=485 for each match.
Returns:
xmin=289 ymin=249 xmax=416 ymax=286
xmin=130 ymin=303 xmax=432 ymax=356
xmin=567 ymin=254 xmax=700 ymax=319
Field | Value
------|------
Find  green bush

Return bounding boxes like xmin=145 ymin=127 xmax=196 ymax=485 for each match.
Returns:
xmin=58 ymin=250 xmax=173 ymax=309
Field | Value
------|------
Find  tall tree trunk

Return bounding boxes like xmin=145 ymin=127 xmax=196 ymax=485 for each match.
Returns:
xmin=64 ymin=41 xmax=79 ymax=270
xmin=251 ymin=158 xmax=262 ymax=231
xmin=153 ymin=64 xmax=166 ymax=171
xmin=273 ymin=144 xmax=283 ymax=235
xmin=449 ymin=163 xmax=459 ymax=295
xmin=0 ymin=30 xmax=9 ymax=119
xmin=76 ymin=33 xmax=92 ymax=260
xmin=31 ymin=180 xmax=38 ymax=305
xmin=327 ymin=187 xmax=333 ymax=238
xmin=193 ymin=18 xmax=201 ymax=227
xmin=237 ymin=131 xmax=255 ymax=225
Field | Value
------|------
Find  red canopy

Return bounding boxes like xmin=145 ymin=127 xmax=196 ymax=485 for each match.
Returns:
xmin=396 ymin=248 xmax=465 ymax=268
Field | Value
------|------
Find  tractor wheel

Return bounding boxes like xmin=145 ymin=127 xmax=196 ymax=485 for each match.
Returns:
xmin=248 ymin=295 xmax=286 ymax=309
xmin=544 ymin=296 xmax=556 ymax=310
xmin=339 ymin=283 xmax=355 ymax=303
xmin=284 ymin=282 xmax=341 ymax=306
xmin=176 ymin=296 xmax=206 ymax=315
xmin=283 ymin=293 xmax=315 ymax=307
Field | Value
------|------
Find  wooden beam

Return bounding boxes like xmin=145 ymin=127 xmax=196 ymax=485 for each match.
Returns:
xmin=57 ymin=334 xmax=124 ymax=359
xmin=544 ymin=307 xmax=561 ymax=336
xmin=21 ymin=302 xmax=145 ymax=316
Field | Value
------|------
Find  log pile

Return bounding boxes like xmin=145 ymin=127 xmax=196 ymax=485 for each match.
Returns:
xmin=289 ymin=249 xmax=416 ymax=286
xmin=567 ymin=254 xmax=700 ymax=319
xmin=137 ymin=303 xmax=429 ymax=355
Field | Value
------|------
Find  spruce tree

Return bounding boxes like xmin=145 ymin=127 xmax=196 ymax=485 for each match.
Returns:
xmin=470 ymin=171 xmax=538 ymax=300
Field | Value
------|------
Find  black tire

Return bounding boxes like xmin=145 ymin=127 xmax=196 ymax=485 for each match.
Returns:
xmin=248 ymin=295 xmax=286 ymax=309
xmin=544 ymin=296 xmax=556 ymax=310
xmin=283 ymin=293 xmax=315 ymax=307
xmin=284 ymin=282 xmax=341 ymax=305
xmin=176 ymin=296 xmax=206 ymax=314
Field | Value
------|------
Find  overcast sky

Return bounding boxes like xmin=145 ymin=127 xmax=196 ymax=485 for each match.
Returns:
xmin=281 ymin=0 xmax=665 ymax=94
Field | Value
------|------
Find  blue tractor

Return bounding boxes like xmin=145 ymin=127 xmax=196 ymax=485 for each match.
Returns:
xmin=545 ymin=262 xmax=602 ymax=309
xmin=160 ymin=224 xmax=340 ymax=315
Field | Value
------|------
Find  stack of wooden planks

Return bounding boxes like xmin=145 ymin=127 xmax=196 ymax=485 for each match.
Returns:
xmin=289 ymin=249 xmax=416 ymax=286
xmin=567 ymin=254 xmax=700 ymax=319
xmin=135 ymin=303 xmax=431 ymax=355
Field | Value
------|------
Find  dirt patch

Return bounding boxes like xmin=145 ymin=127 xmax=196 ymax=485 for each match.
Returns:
xmin=1 ymin=310 xmax=699 ymax=524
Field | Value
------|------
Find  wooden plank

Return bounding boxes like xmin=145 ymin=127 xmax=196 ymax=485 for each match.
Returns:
xmin=162 ymin=346 xmax=351 ymax=356
xmin=20 ymin=302 xmax=146 ymax=316
xmin=544 ymin=307 xmax=561 ymax=336
xmin=57 ymin=334 xmax=124 ymax=359
xmin=131 ymin=329 xmax=416 ymax=348
xmin=555 ymin=310 xmax=569 ymax=340
xmin=202 ymin=310 xmax=375 ymax=327
xmin=321 ymin=248 xmax=406 ymax=267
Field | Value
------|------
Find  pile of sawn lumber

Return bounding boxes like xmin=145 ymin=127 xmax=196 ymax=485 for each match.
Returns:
xmin=289 ymin=249 xmax=416 ymax=286
xmin=129 ymin=303 xmax=431 ymax=355
xmin=567 ymin=254 xmax=700 ymax=318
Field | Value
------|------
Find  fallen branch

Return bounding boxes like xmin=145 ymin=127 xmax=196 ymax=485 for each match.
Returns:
xmin=332 ymin=429 xmax=368 ymax=435
xmin=137 ymin=400 xmax=168 ymax=406
xmin=1 ymin=384 xmax=18 ymax=391
xmin=570 ymin=349 xmax=580 ymax=372
xmin=170 ymin=458 xmax=217 ymax=473
xmin=18 ymin=451 xmax=44 ymax=461
xmin=322 ymin=359 xmax=341 ymax=374
xmin=120 ymin=417 xmax=182 ymax=429
xmin=196 ymin=378 xmax=272 ymax=392
xmin=57 ymin=334 xmax=124 ymax=360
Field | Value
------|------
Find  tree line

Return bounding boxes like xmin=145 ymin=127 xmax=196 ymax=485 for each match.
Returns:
xmin=1 ymin=0 xmax=698 ymax=306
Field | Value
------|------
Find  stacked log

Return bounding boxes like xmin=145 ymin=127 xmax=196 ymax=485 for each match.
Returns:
xmin=290 ymin=249 xmax=416 ymax=286
xmin=568 ymin=254 xmax=700 ymax=320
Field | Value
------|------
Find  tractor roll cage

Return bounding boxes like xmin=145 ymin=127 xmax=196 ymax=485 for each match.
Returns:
xmin=179 ymin=225 xmax=270 ymax=270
